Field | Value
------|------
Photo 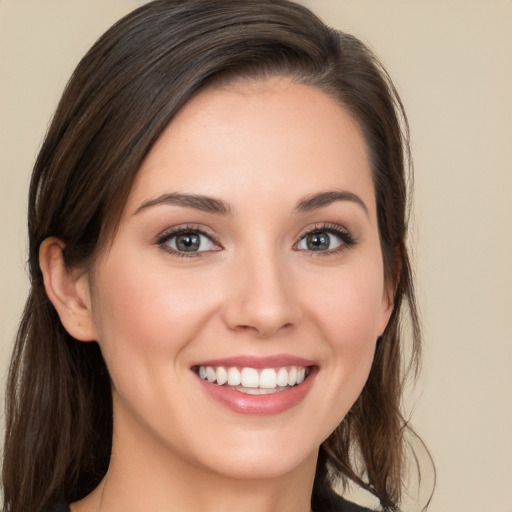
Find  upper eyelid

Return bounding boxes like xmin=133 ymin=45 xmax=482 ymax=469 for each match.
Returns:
xmin=294 ymin=223 xmax=357 ymax=251
xmin=296 ymin=222 xmax=352 ymax=238
xmin=155 ymin=225 xmax=222 ymax=246
xmin=154 ymin=222 xmax=355 ymax=249
xmin=156 ymin=227 xmax=223 ymax=258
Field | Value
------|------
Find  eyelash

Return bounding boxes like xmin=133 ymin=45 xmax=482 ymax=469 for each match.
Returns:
xmin=155 ymin=223 xmax=357 ymax=258
xmin=294 ymin=223 xmax=357 ymax=256
xmin=156 ymin=225 xmax=222 ymax=258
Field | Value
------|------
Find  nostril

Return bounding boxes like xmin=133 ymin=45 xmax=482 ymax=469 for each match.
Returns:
xmin=220 ymin=269 xmax=302 ymax=337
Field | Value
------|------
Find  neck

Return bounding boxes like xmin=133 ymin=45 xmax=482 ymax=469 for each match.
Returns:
xmin=72 ymin=405 xmax=318 ymax=512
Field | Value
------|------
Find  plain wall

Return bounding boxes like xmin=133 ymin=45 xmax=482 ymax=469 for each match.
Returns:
xmin=1 ymin=1 xmax=511 ymax=511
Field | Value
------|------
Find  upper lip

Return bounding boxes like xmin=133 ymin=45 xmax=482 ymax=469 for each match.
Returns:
xmin=191 ymin=354 xmax=316 ymax=369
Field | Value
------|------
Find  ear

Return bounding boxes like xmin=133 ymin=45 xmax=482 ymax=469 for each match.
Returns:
xmin=378 ymin=245 xmax=401 ymax=336
xmin=378 ymin=281 xmax=395 ymax=337
xmin=39 ymin=237 xmax=97 ymax=341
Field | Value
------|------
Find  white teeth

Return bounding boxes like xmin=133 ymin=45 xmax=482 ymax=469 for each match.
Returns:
xmin=277 ymin=367 xmax=289 ymax=387
xmin=259 ymin=369 xmax=277 ymax=389
xmin=216 ymin=366 xmax=228 ymax=385
xmin=237 ymin=387 xmax=285 ymax=395
xmin=241 ymin=367 xmax=259 ymax=388
xmin=227 ymin=367 xmax=241 ymax=386
xmin=197 ymin=365 xmax=310 ymax=390
xmin=288 ymin=367 xmax=298 ymax=386
xmin=206 ymin=366 xmax=217 ymax=383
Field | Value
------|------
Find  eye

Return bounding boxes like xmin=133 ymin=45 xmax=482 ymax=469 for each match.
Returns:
xmin=295 ymin=225 xmax=356 ymax=253
xmin=158 ymin=228 xmax=220 ymax=255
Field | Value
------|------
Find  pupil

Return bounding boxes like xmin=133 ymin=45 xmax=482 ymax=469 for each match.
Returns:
xmin=176 ymin=233 xmax=200 ymax=251
xmin=307 ymin=232 xmax=329 ymax=251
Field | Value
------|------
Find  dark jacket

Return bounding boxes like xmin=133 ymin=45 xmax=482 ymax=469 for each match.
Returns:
xmin=48 ymin=493 xmax=374 ymax=512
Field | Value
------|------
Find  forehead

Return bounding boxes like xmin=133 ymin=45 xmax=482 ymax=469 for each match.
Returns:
xmin=124 ymin=77 xmax=375 ymax=217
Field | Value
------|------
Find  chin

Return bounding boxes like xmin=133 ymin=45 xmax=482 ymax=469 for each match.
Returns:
xmin=178 ymin=422 xmax=323 ymax=482
xmin=199 ymin=445 xmax=318 ymax=481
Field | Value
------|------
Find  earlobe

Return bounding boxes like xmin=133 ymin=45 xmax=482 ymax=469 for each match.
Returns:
xmin=39 ymin=237 xmax=97 ymax=342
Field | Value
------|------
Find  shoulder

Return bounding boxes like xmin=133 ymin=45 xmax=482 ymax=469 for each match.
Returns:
xmin=312 ymin=485 xmax=376 ymax=512
xmin=46 ymin=503 xmax=71 ymax=512
xmin=41 ymin=496 xmax=371 ymax=512
xmin=0 ymin=505 xmax=70 ymax=512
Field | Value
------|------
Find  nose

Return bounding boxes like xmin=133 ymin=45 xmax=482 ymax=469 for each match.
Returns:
xmin=221 ymin=249 xmax=302 ymax=338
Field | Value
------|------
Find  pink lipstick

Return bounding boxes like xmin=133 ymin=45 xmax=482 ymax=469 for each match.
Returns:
xmin=192 ymin=355 xmax=317 ymax=415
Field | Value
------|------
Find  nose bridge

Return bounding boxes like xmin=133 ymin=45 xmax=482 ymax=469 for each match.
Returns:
xmin=223 ymin=242 xmax=301 ymax=337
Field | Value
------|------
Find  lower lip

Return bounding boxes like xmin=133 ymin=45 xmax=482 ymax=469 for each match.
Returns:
xmin=196 ymin=369 xmax=317 ymax=415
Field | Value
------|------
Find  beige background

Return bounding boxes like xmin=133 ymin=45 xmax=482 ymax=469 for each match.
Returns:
xmin=1 ymin=1 xmax=511 ymax=511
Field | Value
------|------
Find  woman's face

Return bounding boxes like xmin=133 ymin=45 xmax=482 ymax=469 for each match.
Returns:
xmin=86 ymin=78 xmax=393 ymax=481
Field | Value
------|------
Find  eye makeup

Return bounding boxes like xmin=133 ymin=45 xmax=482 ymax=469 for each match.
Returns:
xmin=154 ymin=220 xmax=357 ymax=259
xmin=294 ymin=222 xmax=358 ymax=256
xmin=155 ymin=225 xmax=222 ymax=257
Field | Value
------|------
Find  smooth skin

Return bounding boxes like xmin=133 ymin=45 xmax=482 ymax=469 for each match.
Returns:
xmin=40 ymin=77 xmax=394 ymax=512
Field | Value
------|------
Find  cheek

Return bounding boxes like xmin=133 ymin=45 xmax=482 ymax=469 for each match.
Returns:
xmin=89 ymin=253 xmax=219 ymax=372
xmin=304 ymin=258 xmax=385 ymax=410
xmin=310 ymin=260 xmax=387 ymax=347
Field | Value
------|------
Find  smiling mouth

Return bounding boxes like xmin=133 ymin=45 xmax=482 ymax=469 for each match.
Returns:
xmin=193 ymin=365 xmax=312 ymax=395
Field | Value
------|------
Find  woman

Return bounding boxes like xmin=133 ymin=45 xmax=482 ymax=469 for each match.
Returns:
xmin=2 ymin=1 xmax=427 ymax=511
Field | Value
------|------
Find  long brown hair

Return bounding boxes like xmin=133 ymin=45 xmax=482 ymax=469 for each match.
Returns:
xmin=3 ymin=1 xmax=427 ymax=510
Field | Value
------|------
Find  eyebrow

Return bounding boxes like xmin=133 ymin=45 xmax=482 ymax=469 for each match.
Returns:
xmin=134 ymin=193 xmax=232 ymax=216
xmin=295 ymin=190 xmax=369 ymax=216
xmin=134 ymin=189 xmax=368 ymax=217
